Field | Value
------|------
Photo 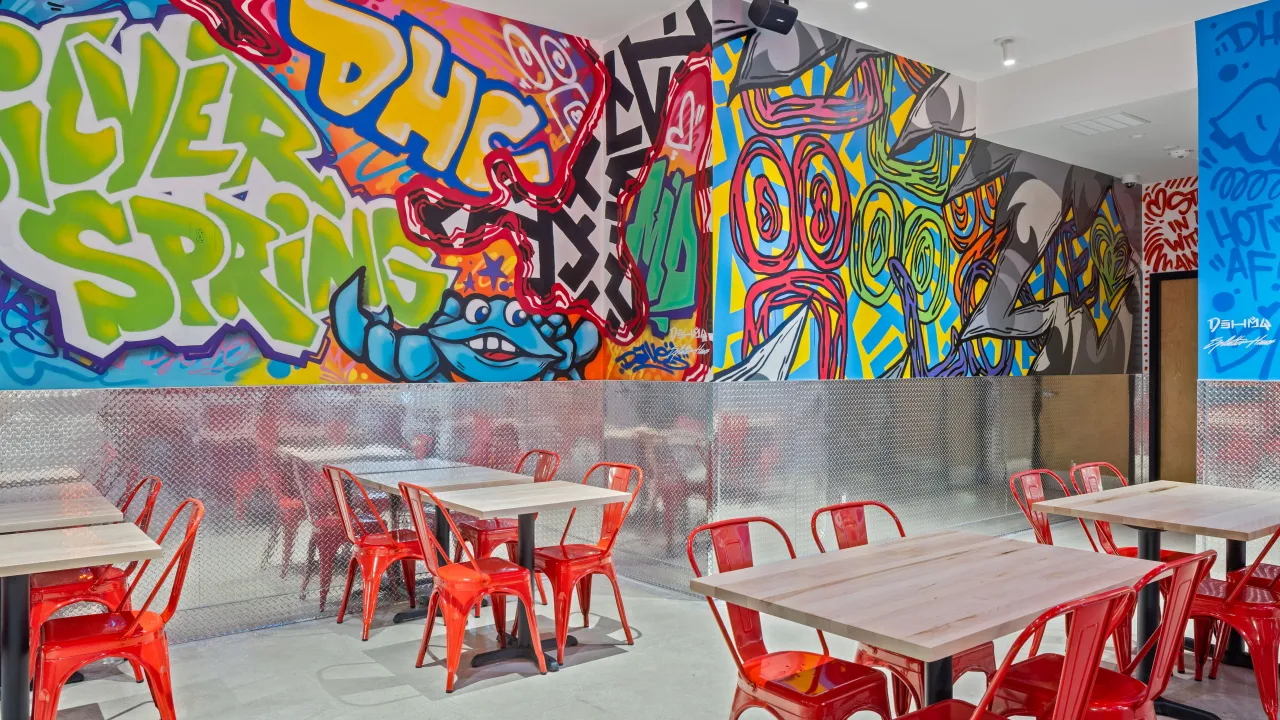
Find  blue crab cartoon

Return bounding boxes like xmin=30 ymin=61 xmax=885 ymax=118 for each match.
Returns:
xmin=330 ymin=269 xmax=601 ymax=382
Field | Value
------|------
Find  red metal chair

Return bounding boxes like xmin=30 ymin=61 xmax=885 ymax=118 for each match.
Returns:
xmin=1070 ymin=463 xmax=1190 ymax=563
xmin=454 ymin=450 xmax=559 ymax=609
xmin=533 ymin=462 xmax=642 ymax=665
xmin=896 ymin=583 xmax=1138 ymax=720
xmin=688 ymin=516 xmax=892 ymax=720
xmin=323 ymin=465 xmax=423 ymax=641
xmin=28 ymin=475 xmax=163 ymax=682
xmin=31 ymin=499 xmax=205 ymax=720
xmin=412 ymin=434 xmax=436 ymax=460
xmin=811 ymin=500 xmax=997 ymax=715
xmin=1189 ymin=527 xmax=1280 ymax=720
xmin=990 ymin=550 xmax=1216 ymax=720
xmin=399 ymin=481 xmax=546 ymax=692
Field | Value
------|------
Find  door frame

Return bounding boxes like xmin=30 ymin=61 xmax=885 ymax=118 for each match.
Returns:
xmin=1148 ymin=270 xmax=1198 ymax=482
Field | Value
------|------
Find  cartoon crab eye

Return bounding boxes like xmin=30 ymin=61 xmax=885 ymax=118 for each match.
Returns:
xmin=465 ymin=298 xmax=491 ymax=323
xmin=504 ymin=301 xmax=529 ymax=327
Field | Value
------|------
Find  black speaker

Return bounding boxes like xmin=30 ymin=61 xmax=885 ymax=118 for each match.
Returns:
xmin=748 ymin=0 xmax=797 ymax=34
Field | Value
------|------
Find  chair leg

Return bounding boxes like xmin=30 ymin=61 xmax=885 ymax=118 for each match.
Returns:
xmin=31 ymin=653 xmax=79 ymax=720
xmin=358 ymin=553 xmax=398 ymax=641
xmin=137 ymin=637 xmax=177 ymax=720
xmin=603 ymin=566 xmax=633 ymax=646
xmin=417 ymin=592 xmax=440 ymax=668
xmin=335 ymin=557 xmax=357 ymax=626
xmin=281 ymin=512 xmax=302 ymax=579
xmin=552 ymin=581 xmax=574 ymax=666
xmin=442 ymin=600 xmax=471 ymax=693
xmin=400 ymin=558 xmax=417 ymax=609
xmin=315 ymin=533 xmax=343 ymax=612
xmin=518 ymin=586 xmax=548 ymax=676
xmin=1193 ymin=616 xmax=1214 ymax=681
xmin=535 ymin=572 xmax=548 ymax=605
xmin=1243 ymin=622 xmax=1280 ymax=720
xmin=891 ymin=675 xmax=915 ymax=716
xmin=491 ymin=593 xmax=507 ymax=646
xmin=577 ymin=575 xmax=593 ymax=628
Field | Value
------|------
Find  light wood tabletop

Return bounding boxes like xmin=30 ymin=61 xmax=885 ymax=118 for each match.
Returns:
xmin=0 ymin=482 xmax=104 ymax=502
xmin=342 ymin=457 xmax=467 ymax=476
xmin=689 ymin=530 xmax=1161 ymax=662
xmin=278 ymin=445 xmax=411 ymax=464
xmin=433 ymin=481 xmax=632 ymax=520
xmin=0 ymin=522 xmax=161 ymax=578
xmin=1033 ymin=480 xmax=1280 ymax=542
xmin=0 ymin=493 xmax=122 ymax=534
xmin=358 ymin=465 xmax=533 ymax=495
xmin=0 ymin=467 xmax=81 ymax=486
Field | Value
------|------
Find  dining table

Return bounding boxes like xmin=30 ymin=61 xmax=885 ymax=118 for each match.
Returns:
xmin=0 ymin=487 xmax=161 ymax=720
xmin=1035 ymin=479 xmax=1280 ymax=720
xmin=431 ymin=480 xmax=633 ymax=672
xmin=351 ymin=460 xmax=534 ymax=624
xmin=689 ymin=529 xmax=1162 ymax=708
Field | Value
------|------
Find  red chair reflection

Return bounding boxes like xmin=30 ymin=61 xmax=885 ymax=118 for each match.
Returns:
xmin=687 ymin=516 xmax=892 ymax=720
xmin=991 ymin=550 xmax=1215 ymax=720
xmin=811 ymin=500 xmax=996 ymax=715
xmin=323 ymin=466 xmax=423 ymax=641
xmin=533 ymin=462 xmax=642 ymax=665
xmin=31 ymin=499 xmax=205 ymax=720
xmin=896 ymin=583 xmax=1137 ymax=720
xmin=400 ymin=481 xmax=546 ymax=692
xmin=29 ymin=475 xmax=163 ymax=682
xmin=1190 ymin=528 xmax=1280 ymax=720
xmin=453 ymin=450 xmax=559 ymax=608
xmin=1070 ymin=462 xmax=1190 ymax=563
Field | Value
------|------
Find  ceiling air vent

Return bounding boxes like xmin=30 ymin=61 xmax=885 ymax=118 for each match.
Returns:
xmin=1062 ymin=112 xmax=1149 ymax=136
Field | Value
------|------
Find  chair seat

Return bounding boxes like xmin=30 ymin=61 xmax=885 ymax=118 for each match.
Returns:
xmin=1227 ymin=562 xmax=1280 ymax=590
xmin=39 ymin=610 xmax=162 ymax=655
xmin=1115 ymin=547 xmax=1191 ymax=562
xmin=358 ymin=529 xmax=419 ymax=550
xmin=32 ymin=566 xmax=125 ymax=592
xmin=1197 ymin=577 xmax=1278 ymax=605
xmin=534 ymin=544 xmax=607 ymax=567
xmin=742 ymin=651 xmax=886 ymax=702
xmin=997 ymin=653 xmax=1147 ymax=709
xmin=436 ymin=556 xmax=528 ymax=585
xmin=899 ymin=699 xmax=1007 ymax=720
xmin=457 ymin=517 xmax=518 ymax=537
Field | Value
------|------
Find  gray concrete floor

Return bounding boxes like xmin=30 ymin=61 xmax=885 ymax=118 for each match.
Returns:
xmin=52 ymin=522 xmax=1265 ymax=719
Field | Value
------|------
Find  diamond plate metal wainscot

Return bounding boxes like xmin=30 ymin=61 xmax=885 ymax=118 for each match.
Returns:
xmin=1199 ymin=380 xmax=1280 ymax=491
xmin=0 ymin=383 xmax=603 ymax=643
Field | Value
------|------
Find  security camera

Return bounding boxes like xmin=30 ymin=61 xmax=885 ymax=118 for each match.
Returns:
xmin=1122 ymin=173 xmax=1140 ymax=189
xmin=749 ymin=0 xmax=798 ymax=34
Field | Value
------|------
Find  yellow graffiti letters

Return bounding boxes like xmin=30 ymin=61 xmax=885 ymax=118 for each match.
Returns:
xmin=286 ymin=0 xmax=407 ymax=117
xmin=376 ymin=26 xmax=476 ymax=173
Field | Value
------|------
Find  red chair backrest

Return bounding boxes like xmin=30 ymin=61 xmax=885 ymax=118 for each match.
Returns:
xmin=687 ymin=517 xmax=827 ymax=670
xmin=1010 ymin=469 xmax=1091 ymax=548
xmin=974 ymin=583 xmax=1136 ymax=720
xmin=1069 ymin=462 xmax=1127 ymax=555
xmin=118 ymin=475 xmax=163 ymax=533
xmin=322 ymin=465 xmax=390 ymax=544
xmin=810 ymin=500 xmax=905 ymax=553
xmin=1123 ymin=550 xmax=1216 ymax=703
xmin=120 ymin=499 xmax=204 ymax=634
xmin=558 ymin=462 xmax=642 ymax=552
xmin=517 ymin=450 xmax=560 ymax=483
xmin=399 ymin=482 xmax=480 ymax=577
xmin=1223 ymin=526 xmax=1280 ymax=599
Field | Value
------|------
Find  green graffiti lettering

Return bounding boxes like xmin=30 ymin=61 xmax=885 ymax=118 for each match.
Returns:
xmin=221 ymin=55 xmax=347 ymax=218
xmin=18 ymin=191 xmax=174 ymax=345
xmin=0 ymin=103 xmax=46 ymax=206
xmin=153 ymin=59 xmax=236 ymax=180
xmin=76 ymin=33 xmax=181 ymax=193
xmin=625 ymin=158 xmax=698 ymax=333
xmin=308 ymin=210 xmax=380 ymax=313
xmin=207 ymin=195 xmax=320 ymax=347
xmin=46 ymin=18 xmax=121 ymax=186
xmin=0 ymin=19 xmax=42 ymax=92
xmin=274 ymin=239 xmax=307 ymax=306
xmin=371 ymin=206 xmax=445 ymax=327
xmin=132 ymin=195 xmax=224 ymax=326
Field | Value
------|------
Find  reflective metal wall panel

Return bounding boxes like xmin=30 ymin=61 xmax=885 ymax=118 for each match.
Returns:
xmin=1199 ymin=380 xmax=1280 ymax=491
xmin=0 ymin=374 xmax=1140 ymax=639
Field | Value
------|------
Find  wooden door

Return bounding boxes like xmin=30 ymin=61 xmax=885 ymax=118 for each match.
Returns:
xmin=1157 ymin=277 xmax=1198 ymax=483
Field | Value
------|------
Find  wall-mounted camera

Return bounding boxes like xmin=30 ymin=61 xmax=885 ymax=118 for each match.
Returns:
xmin=749 ymin=0 xmax=798 ymax=34
xmin=1122 ymin=173 xmax=1140 ymax=189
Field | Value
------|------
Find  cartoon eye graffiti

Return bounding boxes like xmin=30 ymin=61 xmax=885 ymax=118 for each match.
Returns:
xmin=465 ymin=297 xmax=491 ymax=323
xmin=504 ymin=301 xmax=529 ymax=327
xmin=504 ymin=24 xmax=553 ymax=91
xmin=540 ymin=35 xmax=577 ymax=84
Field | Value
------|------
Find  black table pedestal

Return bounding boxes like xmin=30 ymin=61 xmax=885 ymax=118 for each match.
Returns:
xmin=1133 ymin=528 xmax=1221 ymax=720
xmin=1 ymin=575 xmax=30 ymax=720
xmin=922 ymin=656 xmax=953 ymax=706
xmin=471 ymin=513 xmax=573 ymax=671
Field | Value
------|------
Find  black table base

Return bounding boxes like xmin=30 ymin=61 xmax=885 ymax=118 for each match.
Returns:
xmin=1 ymin=575 xmax=31 ymax=720
xmin=467 ymin=514 xmax=554 ymax=674
xmin=922 ymin=656 xmax=953 ymax=706
xmin=1133 ymin=527 xmax=1222 ymax=720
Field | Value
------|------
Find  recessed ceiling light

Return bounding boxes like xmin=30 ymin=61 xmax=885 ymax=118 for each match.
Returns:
xmin=853 ymin=1 xmax=869 ymax=9
xmin=997 ymin=38 xmax=1016 ymax=67
xmin=1130 ymin=132 xmax=1146 ymax=139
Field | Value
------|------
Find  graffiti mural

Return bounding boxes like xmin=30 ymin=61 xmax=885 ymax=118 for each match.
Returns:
xmin=1197 ymin=0 xmax=1280 ymax=381
xmin=599 ymin=1 xmax=713 ymax=380
xmin=1141 ymin=175 xmax=1199 ymax=371
xmin=0 ymin=0 xmax=655 ymax=388
xmin=709 ymin=0 xmax=1142 ymax=380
